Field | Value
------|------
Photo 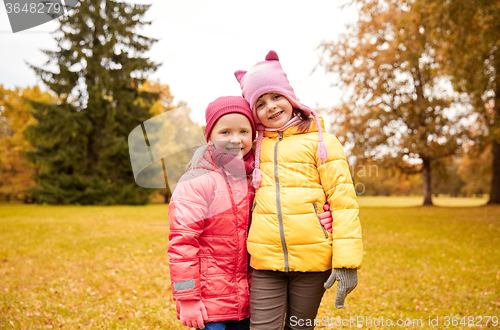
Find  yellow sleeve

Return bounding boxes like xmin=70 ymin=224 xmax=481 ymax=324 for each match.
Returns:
xmin=317 ymin=133 xmax=363 ymax=269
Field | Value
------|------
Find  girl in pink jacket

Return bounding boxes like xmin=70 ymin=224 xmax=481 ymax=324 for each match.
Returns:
xmin=168 ymin=96 xmax=256 ymax=330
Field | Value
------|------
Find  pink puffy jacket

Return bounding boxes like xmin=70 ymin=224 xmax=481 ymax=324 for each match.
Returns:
xmin=168 ymin=150 xmax=254 ymax=323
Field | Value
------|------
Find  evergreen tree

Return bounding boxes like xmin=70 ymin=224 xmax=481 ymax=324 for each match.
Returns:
xmin=25 ymin=0 xmax=159 ymax=205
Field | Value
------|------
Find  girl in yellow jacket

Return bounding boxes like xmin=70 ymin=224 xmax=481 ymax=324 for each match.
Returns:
xmin=235 ymin=50 xmax=363 ymax=330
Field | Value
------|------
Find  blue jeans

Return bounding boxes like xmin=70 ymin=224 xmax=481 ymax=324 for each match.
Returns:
xmin=197 ymin=318 xmax=250 ymax=330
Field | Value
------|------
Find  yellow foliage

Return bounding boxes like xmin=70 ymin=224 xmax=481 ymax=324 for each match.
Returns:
xmin=0 ymin=86 xmax=56 ymax=202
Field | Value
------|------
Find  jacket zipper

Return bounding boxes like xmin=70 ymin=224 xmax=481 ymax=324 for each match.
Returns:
xmin=275 ymin=131 xmax=289 ymax=272
xmin=251 ymin=202 xmax=257 ymax=212
xmin=313 ymin=202 xmax=329 ymax=239
xmin=220 ymin=169 xmax=242 ymax=306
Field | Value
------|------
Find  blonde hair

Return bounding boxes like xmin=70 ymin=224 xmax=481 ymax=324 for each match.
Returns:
xmin=186 ymin=144 xmax=209 ymax=171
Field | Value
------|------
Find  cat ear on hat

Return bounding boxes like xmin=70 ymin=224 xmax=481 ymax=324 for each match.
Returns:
xmin=234 ymin=70 xmax=247 ymax=83
xmin=265 ymin=50 xmax=279 ymax=61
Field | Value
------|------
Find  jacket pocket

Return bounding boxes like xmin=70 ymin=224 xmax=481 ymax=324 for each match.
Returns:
xmin=200 ymin=257 xmax=236 ymax=297
xmin=313 ymin=202 xmax=329 ymax=239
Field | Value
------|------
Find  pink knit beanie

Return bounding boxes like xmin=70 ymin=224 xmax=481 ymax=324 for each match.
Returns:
xmin=234 ymin=50 xmax=328 ymax=188
xmin=204 ymin=96 xmax=256 ymax=142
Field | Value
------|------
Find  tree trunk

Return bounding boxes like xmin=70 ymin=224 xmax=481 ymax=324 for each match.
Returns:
xmin=163 ymin=188 xmax=172 ymax=204
xmin=488 ymin=139 xmax=500 ymax=204
xmin=422 ymin=157 xmax=434 ymax=206
xmin=487 ymin=82 xmax=500 ymax=205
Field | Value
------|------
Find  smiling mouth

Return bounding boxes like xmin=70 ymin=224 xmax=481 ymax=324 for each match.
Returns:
xmin=226 ymin=147 xmax=242 ymax=153
xmin=269 ymin=111 xmax=283 ymax=120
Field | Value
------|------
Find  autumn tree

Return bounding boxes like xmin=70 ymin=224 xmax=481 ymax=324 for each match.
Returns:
xmin=351 ymin=158 xmax=422 ymax=196
xmin=319 ymin=0 xmax=471 ymax=205
xmin=0 ymin=86 xmax=53 ymax=202
xmin=431 ymin=157 xmax=466 ymax=197
xmin=458 ymin=142 xmax=491 ymax=197
xmin=0 ymin=86 xmax=32 ymax=203
xmin=416 ymin=0 xmax=500 ymax=204
xmin=25 ymin=0 xmax=159 ymax=204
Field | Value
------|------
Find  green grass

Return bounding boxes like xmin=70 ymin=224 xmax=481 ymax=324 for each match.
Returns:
xmin=1 ymin=201 xmax=499 ymax=329
xmin=0 ymin=205 xmax=178 ymax=330
xmin=318 ymin=205 xmax=500 ymax=330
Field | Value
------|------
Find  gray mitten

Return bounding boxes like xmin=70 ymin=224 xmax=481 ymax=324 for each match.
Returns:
xmin=324 ymin=268 xmax=358 ymax=309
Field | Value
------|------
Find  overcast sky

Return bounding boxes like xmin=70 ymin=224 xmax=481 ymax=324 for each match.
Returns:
xmin=0 ymin=0 xmax=357 ymax=126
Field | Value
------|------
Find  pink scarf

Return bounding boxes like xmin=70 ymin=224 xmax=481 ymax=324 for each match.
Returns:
xmin=264 ymin=115 xmax=302 ymax=132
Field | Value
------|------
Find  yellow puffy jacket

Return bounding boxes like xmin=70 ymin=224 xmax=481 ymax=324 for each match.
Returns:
xmin=247 ymin=118 xmax=363 ymax=272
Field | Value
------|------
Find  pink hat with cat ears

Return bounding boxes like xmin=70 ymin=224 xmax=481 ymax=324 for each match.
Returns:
xmin=235 ymin=50 xmax=312 ymax=124
xmin=234 ymin=50 xmax=328 ymax=189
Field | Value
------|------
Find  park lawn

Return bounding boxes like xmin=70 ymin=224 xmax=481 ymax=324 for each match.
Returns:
xmin=0 ymin=205 xmax=178 ymax=330
xmin=317 ymin=205 xmax=500 ymax=330
xmin=1 ymin=201 xmax=499 ymax=330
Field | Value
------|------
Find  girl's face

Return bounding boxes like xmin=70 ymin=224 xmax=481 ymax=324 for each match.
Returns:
xmin=255 ymin=93 xmax=293 ymax=128
xmin=209 ymin=113 xmax=253 ymax=158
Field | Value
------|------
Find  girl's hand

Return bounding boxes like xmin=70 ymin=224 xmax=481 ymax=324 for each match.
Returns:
xmin=318 ymin=202 xmax=333 ymax=233
xmin=324 ymin=268 xmax=358 ymax=309
xmin=178 ymin=300 xmax=208 ymax=329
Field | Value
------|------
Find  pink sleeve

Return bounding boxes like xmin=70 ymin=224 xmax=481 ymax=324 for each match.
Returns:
xmin=168 ymin=174 xmax=211 ymax=300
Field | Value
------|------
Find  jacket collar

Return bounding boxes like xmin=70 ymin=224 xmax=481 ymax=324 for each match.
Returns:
xmin=195 ymin=146 xmax=254 ymax=178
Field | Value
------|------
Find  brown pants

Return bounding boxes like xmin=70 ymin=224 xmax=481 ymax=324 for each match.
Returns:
xmin=250 ymin=269 xmax=331 ymax=330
